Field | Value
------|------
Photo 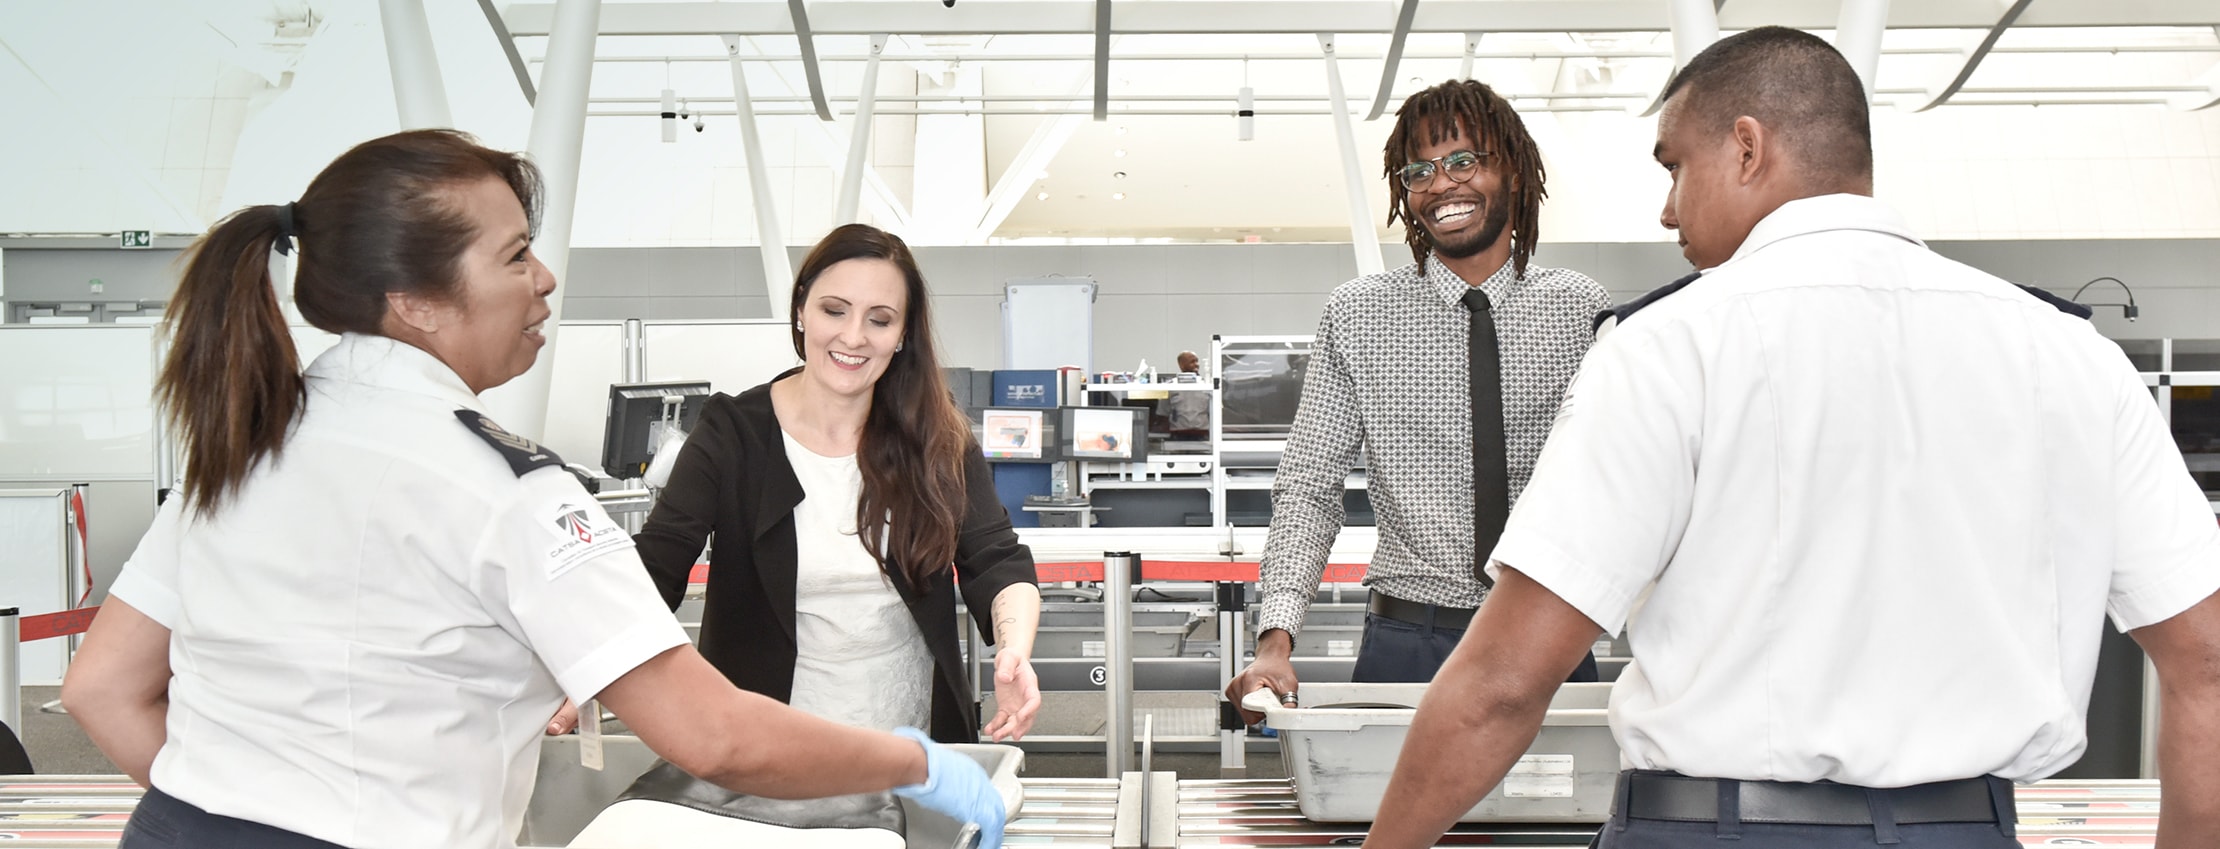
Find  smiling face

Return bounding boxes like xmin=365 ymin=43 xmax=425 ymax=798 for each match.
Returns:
xmin=1406 ymin=121 xmax=1512 ymax=262
xmin=406 ymin=176 xmax=555 ymax=394
xmin=796 ymin=258 xmax=909 ymax=401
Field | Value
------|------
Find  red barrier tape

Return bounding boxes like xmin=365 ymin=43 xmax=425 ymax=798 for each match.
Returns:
xmin=22 ymin=608 xmax=97 ymax=643
xmin=69 ymin=489 xmax=92 ymax=607
xmin=688 ymin=560 xmax=1370 ymax=584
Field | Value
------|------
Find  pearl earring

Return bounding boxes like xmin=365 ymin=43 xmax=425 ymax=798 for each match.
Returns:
xmin=794 ymin=321 xmax=803 ymax=332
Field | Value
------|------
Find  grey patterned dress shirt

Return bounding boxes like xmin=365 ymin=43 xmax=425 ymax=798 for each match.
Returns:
xmin=1257 ymin=254 xmax=1611 ymax=638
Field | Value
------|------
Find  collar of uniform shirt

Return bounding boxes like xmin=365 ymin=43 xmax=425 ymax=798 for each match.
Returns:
xmin=1423 ymin=253 xmax=1524 ymax=308
xmin=308 ymin=332 xmax=485 ymax=413
xmin=1726 ymin=193 xmax=1926 ymax=268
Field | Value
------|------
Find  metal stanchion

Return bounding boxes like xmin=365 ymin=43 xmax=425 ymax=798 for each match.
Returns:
xmin=0 ymin=609 xmax=19 ymax=736
xmin=1216 ymin=581 xmax=1248 ymax=775
xmin=1102 ymin=552 xmax=1137 ymax=777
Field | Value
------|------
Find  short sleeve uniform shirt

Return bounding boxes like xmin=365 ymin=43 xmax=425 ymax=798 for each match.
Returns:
xmin=109 ymin=333 xmax=688 ymax=848
xmin=1494 ymin=195 xmax=2220 ymax=787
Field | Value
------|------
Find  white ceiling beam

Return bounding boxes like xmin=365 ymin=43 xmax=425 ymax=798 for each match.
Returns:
xmin=1319 ymin=34 xmax=1385 ymax=278
xmin=835 ymin=34 xmax=887 ymax=223
xmin=750 ymin=36 xmax=914 ymax=230
xmin=971 ymin=114 xmax=1083 ymax=243
xmin=1093 ymin=0 xmax=1112 ymax=120
xmin=1909 ymin=0 xmax=2037 ymax=112
xmin=2171 ymin=27 xmax=2220 ymax=111
xmin=1364 ymin=0 xmax=1420 ymax=120
xmin=1833 ymin=0 xmax=1891 ymax=99
xmin=1635 ymin=0 xmax=1718 ymax=116
xmin=786 ymin=0 xmax=833 ymax=119
xmin=503 ymin=0 xmax=2220 ymax=38
xmin=473 ymin=0 xmax=539 ymax=105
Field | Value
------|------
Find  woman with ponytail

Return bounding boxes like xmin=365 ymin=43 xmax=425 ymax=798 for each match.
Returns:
xmin=60 ymin=132 xmax=1008 ymax=849
xmin=635 ymin=223 xmax=1044 ymax=745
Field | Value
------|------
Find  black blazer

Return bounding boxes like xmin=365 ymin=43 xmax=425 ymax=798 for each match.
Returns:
xmin=634 ymin=376 xmax=1038 ymax=743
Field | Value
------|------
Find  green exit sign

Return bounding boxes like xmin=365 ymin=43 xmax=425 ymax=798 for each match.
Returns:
xmin=120 ymin=230 xmax=152 ymax=249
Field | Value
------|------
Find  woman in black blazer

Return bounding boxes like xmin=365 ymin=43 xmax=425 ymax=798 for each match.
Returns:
xmin=634 ymin=224 xmax=1042 ymax=744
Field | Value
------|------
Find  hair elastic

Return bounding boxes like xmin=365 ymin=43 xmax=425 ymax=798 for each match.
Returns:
xmin=274 ymin=202 xmax=300 ymax=256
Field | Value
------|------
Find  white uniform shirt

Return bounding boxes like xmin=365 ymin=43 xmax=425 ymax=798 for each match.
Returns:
xmin=108 ymin=333 xmax=689 ymax=848
xmin=781 ymin=432 xmax=931 ymax=732
xmin=1493 ymin=194 xmax=2220 ymax=787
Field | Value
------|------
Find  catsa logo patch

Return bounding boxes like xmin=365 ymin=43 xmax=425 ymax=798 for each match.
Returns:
xmin=541 ymin=502 xmax=629 ymax=580
xmin=554 ymin=507 xmax=597 ymax=543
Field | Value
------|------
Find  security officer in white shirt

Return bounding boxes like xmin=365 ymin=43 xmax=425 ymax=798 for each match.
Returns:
xmin=1362 ymin=28 xmax=2220 ymax=849
xmin=61 ymin=129 xmax=1007 ymax=849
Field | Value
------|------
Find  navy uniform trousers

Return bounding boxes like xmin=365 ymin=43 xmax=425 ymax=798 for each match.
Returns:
xmin=121 ymin=787 xmax=349 ymax=849
xmin=1590 ymin=772 xmax=2022 ymax=848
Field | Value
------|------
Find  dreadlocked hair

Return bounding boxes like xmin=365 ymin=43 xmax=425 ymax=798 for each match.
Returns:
xmin=1382 ymin=79 xmax=1547 ymax=277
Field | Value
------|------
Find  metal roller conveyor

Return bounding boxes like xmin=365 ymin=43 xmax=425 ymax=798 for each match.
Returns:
xmin=0 ymin=776 xmax=2163 ymax=847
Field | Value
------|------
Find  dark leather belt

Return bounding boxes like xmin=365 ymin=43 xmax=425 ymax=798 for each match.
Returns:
xmin=1624 ymin=771 xmax=2008 ymax=826
xmin=1366 ymin=592 xmax=1476 ymax=631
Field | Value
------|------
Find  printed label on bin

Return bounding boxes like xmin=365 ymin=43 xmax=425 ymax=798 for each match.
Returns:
xmin=1082 ymin=640 xmax=1106 ymax=658
xmin=1593 ymin=638 xmax=1614 ymax=658
xmin=1503 ymin=754 xmax=1575 ymax=798
xmin=1327 ymin=640 xmax=1355 ymax=657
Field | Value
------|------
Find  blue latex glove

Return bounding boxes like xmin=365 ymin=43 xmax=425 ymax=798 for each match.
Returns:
xmin=889 ymin=727 xmax=1006 ymax=849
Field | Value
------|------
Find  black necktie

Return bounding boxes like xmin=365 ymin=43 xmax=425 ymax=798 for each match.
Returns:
xmin=1462 ymin=288 xmax=1508 ymax=591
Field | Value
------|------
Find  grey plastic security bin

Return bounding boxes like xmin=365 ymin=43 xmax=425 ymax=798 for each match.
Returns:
xmin=1245 ymin=682 xmax=1617 ymax=823
xmin=524 ymin=734 xmax=1024 ymax=848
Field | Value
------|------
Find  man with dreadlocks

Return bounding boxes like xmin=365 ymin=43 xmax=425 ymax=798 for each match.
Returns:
xmin=1226 ymin=79 xmax=1610 ymax=721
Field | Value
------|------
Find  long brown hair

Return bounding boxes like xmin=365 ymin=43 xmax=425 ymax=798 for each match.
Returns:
xmin=788 ymin=224 xmax=972 ymax=587
xmin=1382 ymin=79 xmax=1548 ymax=277
xmin=158 ymin=129 xmax=543 ymax=516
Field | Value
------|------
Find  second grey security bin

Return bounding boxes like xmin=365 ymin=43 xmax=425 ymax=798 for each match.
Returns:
xmin=1245 ymin=682 xmax=1617 ymax=823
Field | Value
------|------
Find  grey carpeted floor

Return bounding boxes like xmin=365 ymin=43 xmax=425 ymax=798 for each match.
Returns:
xmin=19 ymin=686 xmax=120 ymax=775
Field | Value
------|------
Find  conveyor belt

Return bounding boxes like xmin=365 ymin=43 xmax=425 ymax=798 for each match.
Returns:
xmin=0 ymin=776 xmax=2162 ymax=848
xmin=1171 ymin=779 xmax=2163 ymax=848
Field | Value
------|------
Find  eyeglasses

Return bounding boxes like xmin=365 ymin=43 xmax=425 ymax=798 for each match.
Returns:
xmin=1396 ymin=150 xmax=1490 ymax=190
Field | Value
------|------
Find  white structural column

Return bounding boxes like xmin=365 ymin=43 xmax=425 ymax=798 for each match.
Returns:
xmin=378 ymin=0 xmax=454 ymax=128
xmin=724 ymin=35 xmax=796 ymax=312
xmin=1638 ymin=0 xmax=1719 ymax=116
xmin=1319 ymin=34 xmax=1384 ymax=277
xmin=1832 ymin=0 xmax=1891 ymax=100
xmin=836 ymin=34 xmax=888 ymax=224
xmin=972 ymin=114 xmax=1084 ymax=243
xmin=483 ymin=0 xmax=598 ymax=441
xmin=911 ymin=65 xmax=990 ymax=245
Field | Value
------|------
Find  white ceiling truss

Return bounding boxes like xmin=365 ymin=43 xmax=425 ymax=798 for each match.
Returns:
xmin=496 ymin=0 xmax=2220 ymax=119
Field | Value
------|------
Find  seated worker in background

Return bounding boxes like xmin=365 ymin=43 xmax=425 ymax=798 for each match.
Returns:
xmin=635 ymin=223 xmax=1045 ymax=745
xmin=60 ymin=130 xmax=1007 ymax=849
xmin=1362 ymin=28 xmax=2220 ymax=849
xmin=1227 ymin=78 xmax=1610 ymax=720
xmin=1164 ymin=351 xmax=1212 ymax=440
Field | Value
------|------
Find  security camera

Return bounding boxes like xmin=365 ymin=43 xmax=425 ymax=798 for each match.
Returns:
xmin=942 ymin=0 xmax=955 ymax=7
xmin=693 ymin=115 xmax=705 ymax=132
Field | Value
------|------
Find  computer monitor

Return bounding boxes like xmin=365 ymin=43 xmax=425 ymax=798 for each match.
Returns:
xmin=1061 ymin=406 xmax=1150 ymax=462
xmin=980 ymin=408 xmax=1055 ymax=462
xmin=601 ymin=381 xmax=714 ymax=479
xmin=1219 ymin=341 xmax=1310 ymax=437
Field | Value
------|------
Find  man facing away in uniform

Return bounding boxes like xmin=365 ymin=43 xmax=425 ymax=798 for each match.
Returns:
xmin=1225 ymin=78 xmax=1611 ymax=721
xmin=1362 ymin=27 xmax=2220 ymax=849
